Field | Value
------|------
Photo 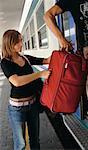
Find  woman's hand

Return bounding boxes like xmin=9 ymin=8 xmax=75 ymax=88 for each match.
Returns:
xmin=40 ymin=70 xmax=51 ymax=79
xmin=9 ymin=70 xmax=51 ymax=87
xmin=43 ymin=56 xmax=51 ymax=64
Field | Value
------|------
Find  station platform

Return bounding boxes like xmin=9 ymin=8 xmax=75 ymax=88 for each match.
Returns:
xmin=0 ymin=67 xmax=64 ymax=150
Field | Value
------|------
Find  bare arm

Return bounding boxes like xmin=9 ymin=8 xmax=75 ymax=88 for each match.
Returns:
xmin=83 ymin=46 xmax=88 ymax=59
xmin=9 ymin=70 xmax=50 ymax=87
xmin=43 ymin=56 xmax=51 ymax=64
xmin=44 ymin=5 xmax=73 ymax=50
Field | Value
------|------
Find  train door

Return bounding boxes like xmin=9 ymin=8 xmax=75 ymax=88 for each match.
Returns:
xmin=58 ymin=11 xmax=77 ymax=51
xmin=57 ymin=9 xmax=88 ymax=120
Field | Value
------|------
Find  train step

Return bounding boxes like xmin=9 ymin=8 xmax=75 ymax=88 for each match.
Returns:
xmin=63 ymin=114 xmax=88 ymax=150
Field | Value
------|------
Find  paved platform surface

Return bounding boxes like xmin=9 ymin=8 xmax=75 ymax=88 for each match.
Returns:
xmin=0 ymin=67 xmax=64 ymax=150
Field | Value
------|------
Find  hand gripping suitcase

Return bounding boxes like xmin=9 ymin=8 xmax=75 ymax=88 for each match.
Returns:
xmin=40 ymin=50 xmax=88 ymax=113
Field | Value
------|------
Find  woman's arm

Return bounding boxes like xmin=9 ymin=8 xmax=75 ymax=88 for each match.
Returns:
xmin=25 ymin=54 xmax=51 ymax=65
xmin=9 ymin=70 xmax=50 ymax=87
xmin=43 ymin=56 xmax=51 ymax=64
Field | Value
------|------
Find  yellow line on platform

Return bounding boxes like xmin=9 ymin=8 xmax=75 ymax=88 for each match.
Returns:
xmin=25 ymin=123 xmax=30 ymax=150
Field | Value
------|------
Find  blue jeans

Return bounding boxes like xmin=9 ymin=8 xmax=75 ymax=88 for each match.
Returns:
xmin=8 ymin=100 xmax=40 ymax=150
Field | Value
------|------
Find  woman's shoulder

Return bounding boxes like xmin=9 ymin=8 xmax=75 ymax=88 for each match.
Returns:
xmin=1 ymin=58 xmax=16 ymax=78
xmin=1 ymin=58 xmax=11 ymax=64
xmin=1 ymin=58 xmax=14 ymax=68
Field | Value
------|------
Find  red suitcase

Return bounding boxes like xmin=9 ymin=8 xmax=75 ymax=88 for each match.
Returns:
xmin=40 ymin=50 xmax=87 ymax=113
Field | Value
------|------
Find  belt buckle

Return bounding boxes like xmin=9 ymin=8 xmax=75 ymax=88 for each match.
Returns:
xmin=29 ymin=99 xmax=34 ymax=105
xmin=23 ymin=98 xmax=35 ymax=106
xmin=23 ymin=101 xmax=29 ymax=106
xmin=22 ymin=100 xmax=32 ymax=106
xmin=29 ymin=99 xmax=33 ymax=105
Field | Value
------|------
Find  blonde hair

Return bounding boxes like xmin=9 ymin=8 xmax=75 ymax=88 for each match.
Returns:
xmin=2 ymin=29 xmax=21 ymax=59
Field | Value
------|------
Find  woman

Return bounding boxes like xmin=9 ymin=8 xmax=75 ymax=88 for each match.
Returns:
xmin=1 ymin=29 xmax=51 ymax=150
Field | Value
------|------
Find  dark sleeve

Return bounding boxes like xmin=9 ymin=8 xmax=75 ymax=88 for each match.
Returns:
xmin=25 ymin=55 xmax=44 ymax=65
xmin=1 ymin=59 xmax=16 ymax=78
xmin=55 ymin=0 xmax=70 ymax=12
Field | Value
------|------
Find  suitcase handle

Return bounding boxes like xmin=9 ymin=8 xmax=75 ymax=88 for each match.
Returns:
xmin=62 ymin=48 xmax=74 ymax=54
xmin=62 ymin=49 xmax=87 ymax=72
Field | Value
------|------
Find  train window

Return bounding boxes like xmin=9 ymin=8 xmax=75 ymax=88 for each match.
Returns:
xmin=30 ymin=19 xmax=36 ymax=49
xmin=25 ymin=42 xmax=27 ymax=50
xmin=62 ymin=11 xmax=77 ymax=50
xmin=36 ymin=1 xmax=48 ymax=48
xmin=38 ymin=25 xmax=48 ymax=47
xmin=63 ymin=12 xmax=71 ymax=41
xmin=31 ymin=35 xmax=36 ymax=49
xmin=36 ymin=1 xmax=45 ymax=29
xmin=27 ymin=40 xmax=30 ymax=49
xmin=30 ymin=19 xmax=34 ymax=35
xmin=26 ymin=27 xmax=30 ymax=50
xmin=22 ymin=36 xmax=25 ymax=50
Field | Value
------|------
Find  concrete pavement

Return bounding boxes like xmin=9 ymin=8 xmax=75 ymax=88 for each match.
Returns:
xmin=0 ymin=69 xmax=13 ymax=150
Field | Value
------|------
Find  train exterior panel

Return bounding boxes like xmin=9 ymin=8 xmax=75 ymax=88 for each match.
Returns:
xmin=22 ymin=0 xmax=59 ymax=58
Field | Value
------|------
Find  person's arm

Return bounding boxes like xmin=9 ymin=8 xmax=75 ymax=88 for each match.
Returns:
xmin=44 ymin=5 xmax=72 ymax=51
xmin=9 ymin=70 xmax=51 ymax=87
xmin=83 ymin=46 xmax=88 ymax=59
xmin=25 ymin=55 xmax=51 ymax=65
xmin=43 ymin=56 xmax=51 ymax=64
xmin=1 ymin=58 xmax=51 ymax=87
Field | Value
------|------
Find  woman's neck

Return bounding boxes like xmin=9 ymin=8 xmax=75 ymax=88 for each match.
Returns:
xmin=11 ymin=52 xmax=25 ymax=67
xmin=11 ymin=52 xmax=20 ymax=61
